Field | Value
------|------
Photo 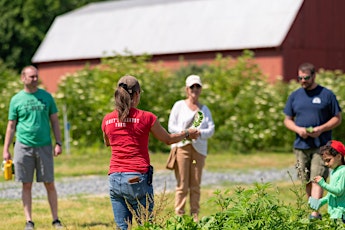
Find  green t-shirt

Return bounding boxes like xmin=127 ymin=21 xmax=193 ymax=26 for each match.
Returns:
xmin=319 ymin=165 xmax=345 ymax=219
xmin=9 ymin=89 xmax=58 ymax=147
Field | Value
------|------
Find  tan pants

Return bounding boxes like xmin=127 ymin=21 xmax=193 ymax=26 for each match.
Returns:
xmin=174 ymin=144 xmax=206 ymax=215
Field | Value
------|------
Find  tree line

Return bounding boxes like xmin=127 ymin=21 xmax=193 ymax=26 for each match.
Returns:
xmin=0 ymin=0 xmax=105 ymax=71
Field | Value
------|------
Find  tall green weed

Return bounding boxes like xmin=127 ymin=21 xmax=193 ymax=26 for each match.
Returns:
xmin=137 ymin=183 xmax=345 ymax=230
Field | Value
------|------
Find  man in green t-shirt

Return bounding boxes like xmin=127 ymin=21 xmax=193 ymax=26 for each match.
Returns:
xmin=2 ymin=65 xmax=63 ymax=230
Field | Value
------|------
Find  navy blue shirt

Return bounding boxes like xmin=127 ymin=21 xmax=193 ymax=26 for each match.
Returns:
xmin=284 ymin=85 xmax=341 ymax=149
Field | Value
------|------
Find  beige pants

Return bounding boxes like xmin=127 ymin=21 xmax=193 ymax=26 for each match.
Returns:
xmin=174 ymin=144 xmax=206 ymax=215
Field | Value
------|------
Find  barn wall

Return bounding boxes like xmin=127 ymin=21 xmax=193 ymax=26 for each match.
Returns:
xmin=282 ymin=0 xmax=345 ymax=80
xmin=37 ymin=59 xmax=100 ymax=93
xmin=152 ymin=50 xmax=283 ymax=82
xmin=37 ymin=49 xmax=283 ymax=93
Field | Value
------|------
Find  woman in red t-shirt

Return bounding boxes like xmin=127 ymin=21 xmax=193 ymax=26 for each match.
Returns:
xmin=102 ymin=75 xmax=199 ymax=230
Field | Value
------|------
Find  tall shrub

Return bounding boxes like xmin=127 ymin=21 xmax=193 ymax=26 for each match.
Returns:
xmin=316 ymin=69 xmax=345 ymax=142
xmin=55 ymin=54 xmax=176 ymax=152
xmin=53 ymin=52 xmax=345 ymax=153
xmin=0 ymin=62 xmax=22 ymax=143
xmin=189 ymin=51 xmax=294 ymax=152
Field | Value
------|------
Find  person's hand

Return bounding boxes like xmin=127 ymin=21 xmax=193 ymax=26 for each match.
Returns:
xmin=54 ymin=145 xmax=62 ymax=157
xmin=307 ymin=126 xmax=322 ymax=138
xmin=308 ymin=197 xmax=321 ymax=210
xmin=297 ymin=127 xmax=309 ymax=139
xmin=313 ymin=176 xmax=323 ymax=183
xmin=3 ymin=151 xmax=11 ymax=161
xmin=188 ymin=128 xmax=200 ymax=140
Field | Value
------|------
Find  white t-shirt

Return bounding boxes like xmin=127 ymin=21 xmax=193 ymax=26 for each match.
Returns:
xmin=168 ymin=100 xmax=215 ymax=156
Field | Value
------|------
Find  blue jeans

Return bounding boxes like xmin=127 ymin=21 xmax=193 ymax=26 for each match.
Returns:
xmin=108 ymin=172 xmax=154 ymax=230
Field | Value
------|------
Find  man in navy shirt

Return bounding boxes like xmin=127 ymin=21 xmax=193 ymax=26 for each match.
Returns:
xmin=284 ymin=62 xmax=342 ymax=219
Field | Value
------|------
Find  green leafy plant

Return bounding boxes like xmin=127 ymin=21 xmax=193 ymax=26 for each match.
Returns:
xmin=137 ymin=182 xmax=345 ymax=229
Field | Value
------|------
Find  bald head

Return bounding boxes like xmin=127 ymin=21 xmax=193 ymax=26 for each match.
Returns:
xmin=21 ymin=65 xmax=39 ymax=92
xmin=21 ymin=65 xmax=38 ymax=77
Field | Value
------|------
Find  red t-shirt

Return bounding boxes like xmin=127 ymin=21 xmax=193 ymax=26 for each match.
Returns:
xmin=102 ymin=108 xmax=157 ymax=174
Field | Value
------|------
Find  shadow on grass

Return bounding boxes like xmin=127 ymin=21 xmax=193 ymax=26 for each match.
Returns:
xmin=79 ymin=221 xmax=115 ymax=228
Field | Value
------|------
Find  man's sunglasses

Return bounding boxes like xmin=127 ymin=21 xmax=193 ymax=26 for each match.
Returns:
xmin=189 ymin=84 xmax=202 ymax=89
xmin=297 ymin=76 xmax=311 ymax=81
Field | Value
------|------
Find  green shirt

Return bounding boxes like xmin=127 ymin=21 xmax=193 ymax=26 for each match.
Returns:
xmin=8 ymin=89 xmax=58 ymax=147
xmin=318 ymin=165 xmax=345 ymax=219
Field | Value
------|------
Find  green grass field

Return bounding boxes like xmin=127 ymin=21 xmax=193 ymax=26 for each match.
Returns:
xmin=0 ymin=147 xmax=314 ymax=229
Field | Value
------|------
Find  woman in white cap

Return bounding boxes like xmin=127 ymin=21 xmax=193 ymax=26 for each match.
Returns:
xmin=102 ymin=75 xmax=199 ymax=230
xmin=168 ymin=74 xmax=215 ymax=221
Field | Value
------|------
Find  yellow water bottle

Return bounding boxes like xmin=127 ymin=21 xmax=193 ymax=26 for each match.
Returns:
xmin=2 ymin=160 xmax=13 ymax=180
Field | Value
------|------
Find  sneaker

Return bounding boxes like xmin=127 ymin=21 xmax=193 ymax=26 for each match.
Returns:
xmin=309 ymin=214 xmax=322 ymax=220
xmin=52 ymin=219 xmax=63 ymax=229
xmin=24 ymin=221 xmax=34 ymax=230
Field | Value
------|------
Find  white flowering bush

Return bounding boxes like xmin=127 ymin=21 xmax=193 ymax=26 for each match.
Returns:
xmin=55 ymin=52 xmax=345 ymax=152
xmin=0 ymin=63 xmax=22 ymax=143
xmin=315 ymin=69 xmax=345 ymax=142
xmin=55 ymin=54 xmax=178 ymax=151
xmin=0 ymin=52 xmax=339 ymax=153
xmin=195 ymin=51 xmax=295 ymax=152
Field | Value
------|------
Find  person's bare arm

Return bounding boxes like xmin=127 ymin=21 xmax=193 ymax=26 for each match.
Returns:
xmin=284 ymin=115 xmax=308 ymax=139
xmin=50 ymin=113 xmax=62 ymax=156
xmin=309 ymin=113 xmax=342 ymax=138
xmin=103 ymin=132 xmax=110 ymax=146
xmin=3 ymin=120 xmax=16 ymax=161
xmin=150 ymin=119 xmax=199 ymax=145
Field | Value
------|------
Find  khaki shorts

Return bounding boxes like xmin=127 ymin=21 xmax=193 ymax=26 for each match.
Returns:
xmin=294 ymin=148 xmax=329 ymax=183
xmin=13 ymin=141 xmax=54 ymax=183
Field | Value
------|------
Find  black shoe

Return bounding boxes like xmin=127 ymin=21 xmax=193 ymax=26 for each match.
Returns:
xmin=24 ymin=221 xmax=34 ymax=230
xmin=52 ymin=219 xmax=63 ymax=228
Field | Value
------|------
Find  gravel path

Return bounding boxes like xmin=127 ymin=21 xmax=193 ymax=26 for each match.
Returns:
xmin=0 ymin=167 xmax=296 ymax=200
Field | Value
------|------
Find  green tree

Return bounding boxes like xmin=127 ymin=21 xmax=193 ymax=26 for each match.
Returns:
xmin=0 ymin=0 xmax=105 ymax=70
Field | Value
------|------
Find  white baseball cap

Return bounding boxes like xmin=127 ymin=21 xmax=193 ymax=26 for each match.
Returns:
xmin=185 ymin=75 xmax=202 ymax=87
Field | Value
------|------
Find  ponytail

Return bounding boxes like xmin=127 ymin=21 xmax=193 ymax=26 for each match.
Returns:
xmin=115 ymin=83 xmax=134 ymax=121
xmin=115 ymin=75 xmax=141 ymax=121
